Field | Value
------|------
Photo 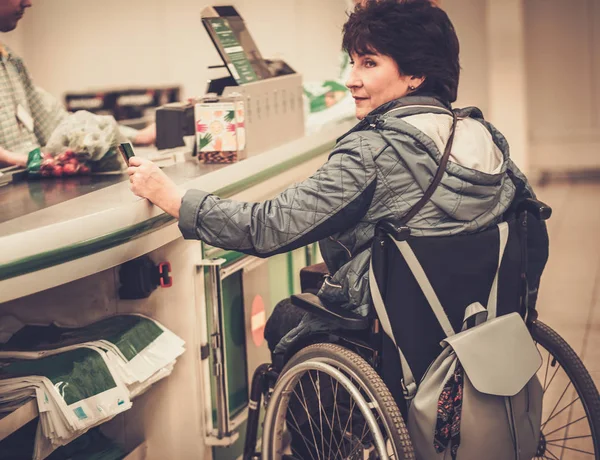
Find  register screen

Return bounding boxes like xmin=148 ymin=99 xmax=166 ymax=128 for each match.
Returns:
xmin=202 ymin=6 xmax=272 ymax=85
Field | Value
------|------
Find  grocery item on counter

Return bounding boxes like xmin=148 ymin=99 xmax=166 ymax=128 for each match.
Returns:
xmin=44 ymin=111 xmax=121 ymax=163
xmin=27 ymin=148 xmax=91 ymax=178
xmin=195 ymin=95 xmax=245 ymax=164
xmin=26 ymin=111 xmax=127 ymax=179
xmin=26 ymin=147 xmax=123 ymax=179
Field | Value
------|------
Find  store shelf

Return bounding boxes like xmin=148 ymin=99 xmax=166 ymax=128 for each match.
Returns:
xmin=124 ymin=442 xmax=147 ymax=460
xmin=0 ymin=399 xmax=38 ymax=441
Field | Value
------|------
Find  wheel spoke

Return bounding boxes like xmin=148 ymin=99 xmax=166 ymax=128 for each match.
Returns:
xmin=545 ymin=442 xmax=595 ymax=455
xmin=328 ymin=374 xmax=338 ymax=460
xmin=309 ymin=373 xmax=337 ymax=460
xmin=331 ymin=375 xmax=346 ymax=460
xmin=288 ymin=406 xmax=319 ymax=460
xmin=288 ymin=419 xmax=319 ymax=459
xmin=309 ymin=371 xmax=326 ymax=456
xmin=546 ymin=434 xmax=593 ymax=443
xmin=541 ymin=396 xmax=580 ymax=430
xmin=543 ymin=362 xmax=561 ymax=395
xmin=333 ymin=396 xmax=356 ymax=460
xmin=543 ymin=448 xmax=560 ymax=460
xmin=544 ymin=415 xmax=589 ymax=437
xmin=542 ymin=381 xmax=572 ymax=428
xmin=357 ymin=415 xmax=370 ymax=445
xmin=345 ymin=438 xmax=362 ymax=459
xmin=331 ymin=384 xmax=352 ymax=460
xmin=298 ymin=378 xmax=323 ymax=460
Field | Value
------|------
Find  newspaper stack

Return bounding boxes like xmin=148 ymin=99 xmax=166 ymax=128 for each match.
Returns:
xmin=0 ymin=314 xmax=185 ymax=460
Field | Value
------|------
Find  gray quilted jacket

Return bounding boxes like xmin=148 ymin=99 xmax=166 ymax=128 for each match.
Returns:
xmin=179 ymin=95 xmax=533 ymax=353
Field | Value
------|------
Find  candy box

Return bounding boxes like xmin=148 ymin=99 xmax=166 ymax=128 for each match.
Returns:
xmin=195 ymin=96 xmax=245 ymax=164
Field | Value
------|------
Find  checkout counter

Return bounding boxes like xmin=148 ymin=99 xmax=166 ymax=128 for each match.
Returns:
xmin=0 ymin=6 xmax=356 ymax=458
xmin=0 ymin=123 xmax=354 ymax=459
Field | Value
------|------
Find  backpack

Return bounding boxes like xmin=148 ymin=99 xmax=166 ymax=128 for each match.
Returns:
xmin=369 ymin=224 xmax=543 ymax=459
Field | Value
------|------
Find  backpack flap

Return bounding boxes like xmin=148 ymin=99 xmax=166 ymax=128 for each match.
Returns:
xmin=443 ymin=312 xmax=541 ymax=397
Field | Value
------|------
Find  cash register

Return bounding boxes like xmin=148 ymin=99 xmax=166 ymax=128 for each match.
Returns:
xmin=155 ymin=6 xmax=304 ymax=155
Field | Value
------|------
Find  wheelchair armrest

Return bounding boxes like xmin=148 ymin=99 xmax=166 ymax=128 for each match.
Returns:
xmin=300 ymin=262 xmax=329 ymax=293
xmin=517 ymin=198 xmax=552 ymax=221
xmin=291 ymin=293 xmax=370 ymax=330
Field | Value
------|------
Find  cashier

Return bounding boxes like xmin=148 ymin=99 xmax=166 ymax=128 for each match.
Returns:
xmin=0 ymin=0 xmax=156 ymax=168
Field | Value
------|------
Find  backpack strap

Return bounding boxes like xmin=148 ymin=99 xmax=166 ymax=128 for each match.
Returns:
xmin=393 ymin=239 xmax=457 ymax=337
xmin=369 ymin=259 xmax=418 ymax=399
xmin=399 ymin=111 xmax=457 ymax=226
xmin=486 ymin=221 xmax=510 ymax=320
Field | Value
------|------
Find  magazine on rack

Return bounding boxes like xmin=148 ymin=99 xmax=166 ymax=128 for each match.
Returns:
xmin=0 ymin=314 xmax=185 ymax=460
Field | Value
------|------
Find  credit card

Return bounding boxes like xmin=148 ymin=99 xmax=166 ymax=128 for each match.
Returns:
xmin=118 ymin=142 xmax=135 ymax=163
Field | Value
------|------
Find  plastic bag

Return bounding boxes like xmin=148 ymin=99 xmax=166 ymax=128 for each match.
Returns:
xmin=45 ymin=110 xmax=123 ymax=162
xmin=27 ymin=111 xmax=126 ymax=178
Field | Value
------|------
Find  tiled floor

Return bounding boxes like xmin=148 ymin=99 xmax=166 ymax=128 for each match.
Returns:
xmin=536 ymin=182 xmax=600 ymax=377
xmin=534 ymin=181 xmax=600 ymax=459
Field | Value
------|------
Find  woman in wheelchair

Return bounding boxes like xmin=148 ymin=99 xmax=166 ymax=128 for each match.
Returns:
xmin=129 ymin=1 xmax=600 ymax=458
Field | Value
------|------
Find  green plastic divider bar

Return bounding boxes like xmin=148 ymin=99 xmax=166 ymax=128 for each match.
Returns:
xmin=0 ymin=214 xmax=174 ymax=281
xmin=286 ymin=252 xmax=294 ymax=297
xmin=0 ymin=138 xmax=336 ymax=281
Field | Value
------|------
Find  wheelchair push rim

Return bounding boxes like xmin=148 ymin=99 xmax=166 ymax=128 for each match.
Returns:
xmin=262 ymin=344 xmax=413 ymax=459
xmin=532 ymin=320 xmax=600 ymax=459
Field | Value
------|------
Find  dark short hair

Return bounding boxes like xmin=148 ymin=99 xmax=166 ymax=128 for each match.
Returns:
xmin=342 ymin=0 xmax=460 ymax=103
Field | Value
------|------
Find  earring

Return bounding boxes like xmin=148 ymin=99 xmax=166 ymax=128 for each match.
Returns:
xmin=408 ymin=85 xmax=416 ymax=91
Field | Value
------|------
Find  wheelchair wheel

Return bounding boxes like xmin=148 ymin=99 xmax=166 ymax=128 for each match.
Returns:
xmin=532 ymin=320 xmax=600 ymax=459
xmin=262 ymin=343 xmax=414 ymax=459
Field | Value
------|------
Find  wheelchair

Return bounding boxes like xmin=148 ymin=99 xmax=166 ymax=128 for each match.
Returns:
xmin=243 ymin=199 xmax=600 ymax=460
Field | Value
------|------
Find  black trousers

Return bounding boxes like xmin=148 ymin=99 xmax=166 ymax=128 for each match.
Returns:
xmin=264 ymin=297 xmax=306 ymax=352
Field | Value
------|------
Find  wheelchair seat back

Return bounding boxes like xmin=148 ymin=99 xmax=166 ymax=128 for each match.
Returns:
xmin=371 ymin=217 xmax=524 ymax=389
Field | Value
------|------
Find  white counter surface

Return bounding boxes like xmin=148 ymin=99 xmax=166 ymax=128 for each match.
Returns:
xmin=0 ymin=119 xmax=356 ymax=302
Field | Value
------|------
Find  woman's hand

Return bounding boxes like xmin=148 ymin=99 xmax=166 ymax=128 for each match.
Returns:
xmin=127 ymin=157 xmax=184 ymax=219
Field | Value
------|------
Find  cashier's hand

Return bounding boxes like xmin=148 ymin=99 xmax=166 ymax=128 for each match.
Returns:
xmin=133 ymin=123 xmax=156 ymax=146
xmin=127 ymin=157 xmax=184 ymax=219
xmin=0 ymin=147 xmax=27 ymax=168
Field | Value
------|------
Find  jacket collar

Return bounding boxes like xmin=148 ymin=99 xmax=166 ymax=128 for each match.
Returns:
xmin=337 ymin=94 xmax=452 ymax=143
xmin=367 ymin=94 xmax=452 ymax=120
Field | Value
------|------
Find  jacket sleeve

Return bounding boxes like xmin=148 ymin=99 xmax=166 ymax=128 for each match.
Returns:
xmin=178 ymin=134 xmax=377 ymax=257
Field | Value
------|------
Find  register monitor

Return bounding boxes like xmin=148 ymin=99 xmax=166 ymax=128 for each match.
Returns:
xmin=201 ymin=6 xmax=273 ymax=85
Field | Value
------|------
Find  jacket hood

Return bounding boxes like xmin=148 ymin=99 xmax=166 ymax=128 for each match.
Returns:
xmin=375 ymin=96 xmax=511 ymax=223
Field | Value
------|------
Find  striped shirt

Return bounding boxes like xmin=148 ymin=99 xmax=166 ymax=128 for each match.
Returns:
xmin=0 ymin=43 xmax=137 ymax=155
